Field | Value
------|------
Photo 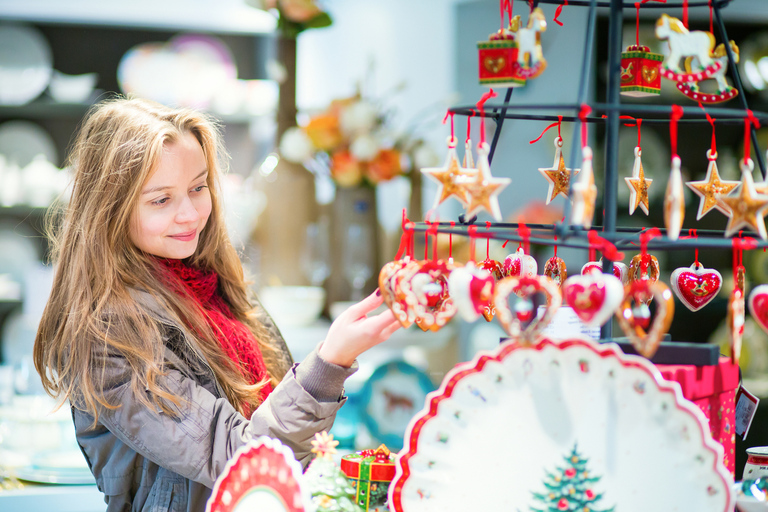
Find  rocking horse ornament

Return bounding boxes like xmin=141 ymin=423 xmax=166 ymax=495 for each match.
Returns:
xmin=655 ymin=14 xmax=738 ymax=104
xmin=508 ymin=7 xmax=548 ymax=79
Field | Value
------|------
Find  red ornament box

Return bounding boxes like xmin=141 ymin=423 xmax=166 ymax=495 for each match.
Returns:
xmin=477 ymin=36 xmax=525 ymax=88
xmin=656 ymin=357 xmax=739 ymax=475
xmin=620 ymin=45 xmax=663 ymax=97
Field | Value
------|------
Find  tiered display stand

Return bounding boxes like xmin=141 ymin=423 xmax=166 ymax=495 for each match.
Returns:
xmin=413 ymin=0 xmax=768 ymax=341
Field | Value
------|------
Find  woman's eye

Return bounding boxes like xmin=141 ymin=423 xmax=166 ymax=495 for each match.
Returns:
xmin=193 ymin=185 xmax=208 ymax=193
xmin=152 ymin=197 xmax=169 ymax=206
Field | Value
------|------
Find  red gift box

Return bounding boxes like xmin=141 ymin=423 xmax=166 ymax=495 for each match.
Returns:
xmin=620 ymin=45 xmax=663 ymax=97
xmin=477 ymin=35 xmax=526 ymax=88
xmin=656 ymin=357 xmax=739 ymax=475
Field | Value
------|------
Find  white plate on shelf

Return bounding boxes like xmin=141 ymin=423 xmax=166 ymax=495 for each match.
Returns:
xmin=15 ymin=465 xmax=94 ymax=485
xmin=390 ymin=337 xmax=734 ymax=512
xmin=0 ymin=24 xmax=53 ymax=105
xmin=0 ymin=120 xmax=58 ymax=168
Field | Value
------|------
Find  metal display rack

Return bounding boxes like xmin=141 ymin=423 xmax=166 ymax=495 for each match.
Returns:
xmin=405 ymin=0 xmax=768 ymax=339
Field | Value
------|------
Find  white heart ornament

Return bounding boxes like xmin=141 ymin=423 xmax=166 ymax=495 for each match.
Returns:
xmin=563 ymin=271 xmax=624 ymax=327
xmin=502 ymin=247 xmax=538 ymax=278
xmin=581 ymin=259 xmax=629 ymax=285
xmin=448 ymin=263 xmax=495 ymax=322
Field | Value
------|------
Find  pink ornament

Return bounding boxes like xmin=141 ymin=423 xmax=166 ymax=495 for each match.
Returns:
xmin=502 ymin=247 xmax=537 ymax=278
xmin=748 ymin=284 xmax=768 ymax=335
xmin=670 ymin=262 xmax=722 ymax=312
xmin=563 ymin=271 xmax=624 ymax=327
xmin=448 ymin=263 xmax=495 ymax=323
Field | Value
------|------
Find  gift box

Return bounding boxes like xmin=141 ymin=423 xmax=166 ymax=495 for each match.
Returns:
xmin=620 ymin=45 xmax=663 ymax=97
xmin=477 ymin=33 xmax=526 ymax=88
xmin=656 ymin=357 xmax=740 ymax=475
xmin=340 ymin=445 xmax=396 ymax=511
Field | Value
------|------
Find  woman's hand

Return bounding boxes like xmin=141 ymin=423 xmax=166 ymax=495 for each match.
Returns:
xmin=318 ymin=290 xmax=401 ymax=367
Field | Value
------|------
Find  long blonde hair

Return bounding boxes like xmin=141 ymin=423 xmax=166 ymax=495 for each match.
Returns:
xmin=34 ymin=97 xmax=291 ymax=423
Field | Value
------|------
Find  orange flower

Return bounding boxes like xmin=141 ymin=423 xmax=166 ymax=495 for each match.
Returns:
xmin=366 ymin=149 xmax=402 ymax=184
xmin=305 ymin=113 xmax=343 ymax=151
xmin=330 ymin=150 xmax=363 ymax=187
xmin=279 ymin=0 xmax=322 ymax=23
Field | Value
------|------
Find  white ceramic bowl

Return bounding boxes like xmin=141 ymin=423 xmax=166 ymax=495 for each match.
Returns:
xmin=48 ymin=70 xmax=97 ymax=103
xmin=259 ymin=286 xmax=325 ymax=328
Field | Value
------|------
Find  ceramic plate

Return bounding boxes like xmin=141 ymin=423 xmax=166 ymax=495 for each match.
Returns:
xmin=206 ymin=436 xmax=309 ymax=512
xmin=15 ymin=465 xmax=94 ymax=485
xmin=359 ymin=361 xmax=435 ymax=450
xmin=0 ymin=120 xmax=58 ymax=167
xmin=390 ymin=338 xmax=734 ymax=512
xmin=0 ymin=24 xmax=52 ymax=105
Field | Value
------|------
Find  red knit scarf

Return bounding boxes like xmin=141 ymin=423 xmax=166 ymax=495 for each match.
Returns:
xmin=157 ymin=258 xmax=273 ymax=408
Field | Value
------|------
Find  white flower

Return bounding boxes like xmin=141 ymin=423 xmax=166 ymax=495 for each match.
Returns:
xmin=350 ymin=135 xmax=379 ymax=162
xmin=413 ymin=143 xmax=439 ymax=168
xmin=278 ymin=127 xmax=313 ymax=163
xmin=340 ymin=101 xmax=378 ymax=135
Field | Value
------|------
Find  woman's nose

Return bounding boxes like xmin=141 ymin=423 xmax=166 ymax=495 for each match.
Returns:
xmin=175 ymin=195 xmax=200 ymax=223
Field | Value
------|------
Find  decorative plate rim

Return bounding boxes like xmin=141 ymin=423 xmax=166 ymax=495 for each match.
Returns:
xmin=206 ymin=436 xmax=308 ymax=512
xmin=388 ymin=337 xmax=733 ymax=512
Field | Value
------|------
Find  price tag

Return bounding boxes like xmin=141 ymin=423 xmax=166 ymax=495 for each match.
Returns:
xmin=736 ymin=385 xmax=759 ymax=440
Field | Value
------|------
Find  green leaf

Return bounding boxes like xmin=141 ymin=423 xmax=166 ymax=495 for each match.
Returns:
xmin=303 ymin=11 xmax=333 ymax=29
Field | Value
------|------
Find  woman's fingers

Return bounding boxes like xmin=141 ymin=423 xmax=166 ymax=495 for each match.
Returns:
xmin=363 ymin=307 xmax=397 ymax=333
xmin=380 ymin=317 xmax=402 ymax=339
xmin=342 ymin=289 xmax=383 ymax=320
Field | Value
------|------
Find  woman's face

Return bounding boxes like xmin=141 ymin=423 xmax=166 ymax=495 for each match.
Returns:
xmin=130 ymin=131 xmax=212 ymax=260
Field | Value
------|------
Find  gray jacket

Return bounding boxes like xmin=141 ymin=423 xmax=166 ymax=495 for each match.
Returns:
xmin=72 ymin=289 xmax=356 ymax=512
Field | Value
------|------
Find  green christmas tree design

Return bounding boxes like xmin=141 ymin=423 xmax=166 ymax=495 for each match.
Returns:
xmin=303 ymin=432 xmax=363 ymax=512
xmin=530 ymin=444 xmax=614 ymax=512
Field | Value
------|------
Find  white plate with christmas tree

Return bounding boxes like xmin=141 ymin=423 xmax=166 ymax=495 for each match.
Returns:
xmin=390 ymin=337 xmax=734 ymax=512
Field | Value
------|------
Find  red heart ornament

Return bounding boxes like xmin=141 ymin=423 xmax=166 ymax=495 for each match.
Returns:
xmin=502 ymin=248 xmax=538 ymax=279
xmin=448 ymin=263 xmax=495 ymax=322
xmin=615 ymin=280 xmax=675 ymax=359
xmin=379 ymin=258 xmax=418 ymax=328
xmin=493 ymin=275 xmax=562 ymax=344
xmin=563 ymin=271 xmax=624 ymax=327
xmin=670 ymin=262 xmax=722 ymax=312
xmin=748 ymin=284 xmax=768 ymax=334
xmin=399 ymin=259 xmax=457 ymax=332
xmin=581 ymin=259 xmax=629 ymax=285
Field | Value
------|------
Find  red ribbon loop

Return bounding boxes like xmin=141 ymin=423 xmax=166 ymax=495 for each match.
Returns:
xmin=468 ymin=225 xmax=478 ymax=263
xmin=670 ymin=105 xmax=684 ymax=159
xmin=587 ymin=230 xmax=625 ymax=262
xmin=519 ymin=221 xmax=531 ymax=255
xmin=744 ymin=110 xmax=760 ymax=164
xmin=553 ymin=0 xmax=568 ymax=26
xmin=476 ymin=89 xmax=498 ymax=145
xmin=443 ymin=111 xmax=455 ymax=144
xmin=466 ymin=109 xmax=475 ymax=144
xmin=579 ymin=104 xmax=592 ymax=149
xmin=530 ymin=115 xmax=563 ymax=144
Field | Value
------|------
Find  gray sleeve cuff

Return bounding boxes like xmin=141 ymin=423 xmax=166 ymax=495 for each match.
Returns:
xmin=294 ymin=345 xmax=358 ymax=402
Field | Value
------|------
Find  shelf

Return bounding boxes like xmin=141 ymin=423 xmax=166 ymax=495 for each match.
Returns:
xmin=0 ymin=0 xmax=276 ymax=35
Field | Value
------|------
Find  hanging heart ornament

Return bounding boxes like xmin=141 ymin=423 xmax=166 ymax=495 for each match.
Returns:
xmin=502 ymin=247 xmax=538 ymax=278
xmin=493 ymin=275 xmax=562 ymax=344
xmin=581 ymin=259 xmax=629 ymax=285
xmin=400 ymin=259 xmax=457 ymax=332
xmin=563 ymin=271 xmax=624 ymax=327
xmin=615 ymin=280 xmax=675 ymax=359
xmin=748 ymin=284 xmax=768 ymax=334
xmin=379 ymin=258 xmax=416 ymax=328
xmin=670 ymin=262 xmax=722 ymax=312
xmin=448 ymin=263 xmax=496 ymax=323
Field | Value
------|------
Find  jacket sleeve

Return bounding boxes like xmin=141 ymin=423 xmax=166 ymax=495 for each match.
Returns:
xmin=92 ymin=345 xmax=356 ymax=489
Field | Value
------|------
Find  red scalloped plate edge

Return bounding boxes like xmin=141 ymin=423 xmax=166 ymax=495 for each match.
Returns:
xmin=388 ymin=337 xmax=734 ymax=512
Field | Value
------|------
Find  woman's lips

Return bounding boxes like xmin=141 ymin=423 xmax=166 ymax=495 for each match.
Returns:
xmin=168 ymin=230 xmax=196 ymax=242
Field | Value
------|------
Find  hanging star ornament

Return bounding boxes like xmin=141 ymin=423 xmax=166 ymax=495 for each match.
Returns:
xmin=717 ymin=158 xmax=768 ymax=240
xmin=422 ymin=137 xmax=477 ymax=209
xmin=664 ymin=155 xmax=685 ymax=241
xmin=538 ymin=136 xmax=579 ymax=204
xmin=624 ymin=146 xmax=653 ymax=215
xmin=570 ymin=146 xmax=597 ymax=229
xmin=685 ymin=149 xmax=740 ymax=220
xmin=457 ymin=141 xmax=511 ymax=221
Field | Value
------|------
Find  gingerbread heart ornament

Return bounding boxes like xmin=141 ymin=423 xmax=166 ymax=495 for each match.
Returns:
xmin=563 ymin=271 xmax=624 ymax=327
xmin=379 ymin=258 xmax=417 ymax=328
xmin=748 ymin=284 xmax=768 ymax=334
xmin=448 ymin=263 xmax=495 ymax=322
xmin=670 ymin=262 xmax=722 ymax=312
xmin=502 ymin=248 xmax=538 ymax=278
xmin=400 ymin=259 xmax=457 ymax=332
xmin=615 ymin=280 xmax=675 ymax=359
xmin=493 ymin=275 xmax=562 ymax=344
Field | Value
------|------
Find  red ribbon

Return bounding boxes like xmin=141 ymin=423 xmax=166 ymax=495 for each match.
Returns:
xmin=486 ymin=221 xmax=492 ymax=259
xmin=683 ymin=0 xmax=689 ymax=28
xmin=733 ymin=236 xmax=757 ymax=284
xmin=429 ymin=222 xmax=439 ymax=261
xmin=500 ymin=0 xmax=513 ymax=30
xmin=449 ymin=221 xmax=455 ymax=261
xmin=587 ymin=230 xmax=625 ymax=262
xmin=680 ymin=229 xmax=699 ymax=266
xmin=476 ymin=89 xmax=498 ymax=145
xmin=466 ymin=109 xmax=475 ymax=144
xmin=530 ymin=115 xmax=563 ymax=144
xmin=519 ymin=221 xmax=531 ymax=255
xmin=698 ymin=102 xmax=717 ymax=155
xmin=744 ymin=110 xmax=760 ymax=165
xmin=442 ymin=111 xmax=455 ymax=146
xmin=554 ymin=0 xmax=568 ymax=26
xmin=670 ymin=105 xmax=684 ymax=159
xmin=468 ymin=225 xmax=478 ymax=263
xmin=579 ymin=104 xmax=592 ymax=149
xmin=638 ymin=227 xmax=661 ymax=273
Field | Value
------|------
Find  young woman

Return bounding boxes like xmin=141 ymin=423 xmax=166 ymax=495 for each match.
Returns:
xmin=33 ymin=97 xmax=401 ymax=511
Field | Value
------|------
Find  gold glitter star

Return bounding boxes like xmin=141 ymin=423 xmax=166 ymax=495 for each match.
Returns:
xmin=538 ymin=137 xmax=579 ymax=204
xmin=717 ymin=165 xmax=768 ymax=240
xmin=458 ymin=142 xmax=511 ymax=221
xmin=624 ymin=147 xmax=652 ymax=215
xmin=310 ymin=431 xmax=338 ymax=460
xmin=685 ymin=151 xmax=740 ymax=220
xmin=422 ymin=143 xmax=476 ymax=209
xmin=570 ymin=146 xmax=597 ymax=229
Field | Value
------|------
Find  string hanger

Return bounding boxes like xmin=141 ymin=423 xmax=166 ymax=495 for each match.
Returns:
xmin=639 ymin=227 xmax=662 ymax=273
xmin=468 ymin=225 xmax=478 ymax=263
xmin=633 ymin=1 xmax=667 ymax=46
xmin=442 ymin=111 xmax=456 ymax=146
xmin=499 ymin=0 xmax=513 ymax=32
xmin=579 ymin=104 xmax=592 ymax=149
xmin=466 ymin=109 xmax=476 ymax=145
xmin=698 ymin=101 xmax=717 ymax=157
xmin=732 ymin=235 xmax=757 ymax=290
xmin=486 ymin=221 xmax=493 ymax=260
xmin=680 ymin=229 xmax=699 ymax=266
xmin=553 ymin=0 xmax=568 ymax=26
xmin=395 ymin=208 xmax=415 ymax=260
xmin=448 ymin=221 xmax=455 ymax=263
xmin=744 ymin=110 xmax=760 ymax=167
xmin=476 ymin=89 xmax=498 ymax=146
xmin=529 ymin=115 xmax=563 ymax=145
xmin=587 ymin=230 xmax=625 ymax=262
xmin=519 ymin=221 xmax=531 ymax=255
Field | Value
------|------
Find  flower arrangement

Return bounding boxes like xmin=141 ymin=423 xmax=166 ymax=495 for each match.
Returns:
xmin=279 ymin=92 xmax=438 ymax=189
xmin=248 ymin=0 xmax=332 ymax=37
